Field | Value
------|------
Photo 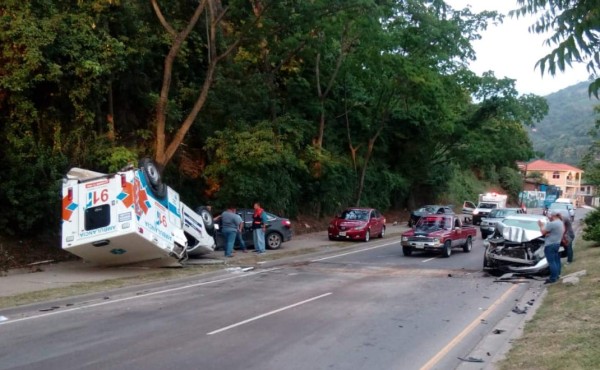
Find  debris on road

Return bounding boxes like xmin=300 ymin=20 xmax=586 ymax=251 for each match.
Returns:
xmin=492 ymin=329 xmax=506 ymax=334
xmin=511 ymin=306 xmax=528 ymax=314
xmin=458 ymin=356 xmax=484 ymax=363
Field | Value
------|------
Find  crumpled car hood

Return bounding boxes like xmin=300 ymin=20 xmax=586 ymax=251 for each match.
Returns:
xmin=501 ymin=226 xmax=543 ymax=243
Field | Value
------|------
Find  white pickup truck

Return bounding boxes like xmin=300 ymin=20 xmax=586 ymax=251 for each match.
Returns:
xmin=61 ymin=159 xmax=215 ymax=266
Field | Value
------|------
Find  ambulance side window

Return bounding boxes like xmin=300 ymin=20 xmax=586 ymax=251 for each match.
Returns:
xmin=85 ymin=204 xmax=111 ymax=230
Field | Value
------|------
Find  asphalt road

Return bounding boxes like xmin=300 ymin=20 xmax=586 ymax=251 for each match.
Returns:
xmin=4 ymin=208 xmax=582 ymax=370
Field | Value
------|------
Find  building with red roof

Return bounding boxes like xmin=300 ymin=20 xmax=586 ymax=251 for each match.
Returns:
xmin=521 ymin=159 xmax=584 ymax=201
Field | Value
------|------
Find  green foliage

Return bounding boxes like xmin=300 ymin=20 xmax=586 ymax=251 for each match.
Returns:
xmin=582 ymin=208 xmax=600 ymax=243
xmin=511 ymin=0 xmax=600 ymax=98
xmin=204 ymin=120 xmax=308 ymax=216
xmin=529 ymin=82 xmax=597 ymax=164
xmin=497 ymin=166 xmax=525 ymax=202
xmin=441 ymin=165 xmax=488 ymax=205
xmin=0 ymin=143 xmax=68 ymax=235
xmin=0 ymin=0 xmax=549 ymax=238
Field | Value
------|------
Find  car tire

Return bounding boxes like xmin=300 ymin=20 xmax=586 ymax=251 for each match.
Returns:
xmin=463 ymin=236 xmax=472 ymax=253
xmin=364 ymin=230 xmax=370 ymax=242
xmin=481 ymin=231 xmax=488 ymax=239
xmin=195 ymin=206 xmax=214 ymax=235
xmin=139 ymin=158 xmax=167 ymax=199
xmin=328 ymin=235 xmax=335 ymax=241
xmin=379 ymin=226 xmax=385 ymax=238
xmin=408 ymin=219 xmax=413 ymax=227
xmin=403 ymin=246 xmax=412 ymax=256
xmin=266 ymin=232 xmax=282 ymax=250
xmin=442 ymin=240 xmax=452 ymax=258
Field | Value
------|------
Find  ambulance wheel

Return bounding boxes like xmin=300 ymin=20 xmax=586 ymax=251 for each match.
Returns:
xmin=139 ymin=158 xmax=167 ymax=199
xmin=195 ymin=206 xmax=215 ymax=235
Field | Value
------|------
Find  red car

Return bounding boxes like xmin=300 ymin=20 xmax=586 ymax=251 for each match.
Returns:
xmin=328 ymin=208 xmax=386 ymax=242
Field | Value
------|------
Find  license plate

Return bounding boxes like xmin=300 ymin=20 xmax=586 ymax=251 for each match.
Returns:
xmin=339 ymin=231 xmax=346 ymax=236
xmin=412 ymin=242 xmax=424 ymax=249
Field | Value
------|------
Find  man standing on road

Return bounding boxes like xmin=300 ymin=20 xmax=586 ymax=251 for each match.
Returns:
xmin=220 ymin=206 xmax=241 ymax=258
xmin=538 ymin=210 xmax=565 ymax=284
xmin=252 ymin=202 xmax=268 ymax=254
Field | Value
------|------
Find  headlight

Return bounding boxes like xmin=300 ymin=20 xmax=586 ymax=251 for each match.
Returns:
xmin=473 ymin=210 xmax=479 ymax=215
xmin=433 ymin=238 xmax=439 ymax=243
xmin=401 ymin=236 xmax=408 ymax=242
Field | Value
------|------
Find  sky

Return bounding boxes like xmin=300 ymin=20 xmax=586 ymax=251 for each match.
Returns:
xmin=445 ymin=0 xmax=591 ymax=96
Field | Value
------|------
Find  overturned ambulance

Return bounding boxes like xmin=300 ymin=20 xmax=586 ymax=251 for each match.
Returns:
xmin=61 ymin=159 xmax=215 ymax=266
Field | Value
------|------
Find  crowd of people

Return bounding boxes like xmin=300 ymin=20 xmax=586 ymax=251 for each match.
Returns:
xmin=538 ymin=209 xmax=575 ymax=284
xmin=215 ymin=202 xmax=268 ymax=258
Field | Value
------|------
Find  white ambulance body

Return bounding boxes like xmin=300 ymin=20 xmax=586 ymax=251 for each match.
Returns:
xmin=61 ymin=161 xmax=215 ymax=266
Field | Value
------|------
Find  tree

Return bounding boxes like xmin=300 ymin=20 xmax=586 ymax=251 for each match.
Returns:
xmin=511 ymin=0 xmax=600 ymax=97
xmin=151 ymin=0 xmax=264 ymax=168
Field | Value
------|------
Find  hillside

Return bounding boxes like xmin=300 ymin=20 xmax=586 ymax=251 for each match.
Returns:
xmin=529 ymin=81 xmax=599 ymax=165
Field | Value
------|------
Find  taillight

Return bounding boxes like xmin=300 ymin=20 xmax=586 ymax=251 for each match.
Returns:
xmin=282 ymin=220 xmax=291 ymax=227
xmin=67 ymin=187 xmax=73 ymax=201
xmin=121 ymin=174 xmax=127 ymax=188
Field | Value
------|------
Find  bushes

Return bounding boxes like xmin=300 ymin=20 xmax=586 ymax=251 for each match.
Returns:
xmin=582 ymin=208 xmax=600 ymax=243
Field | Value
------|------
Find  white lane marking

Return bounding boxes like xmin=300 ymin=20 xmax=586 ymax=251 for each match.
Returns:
xmin=419 ymin=284 xmax=519 ymax=370
xmin=310 ymin=240 xmax=400 ymax=262
xmin=207 ymin=293 xmax=332 ymax=335
xmin=0 ymin=268 xmax=281 ymax=326
xmin=422 ymin=257 xmax=438 ymax=263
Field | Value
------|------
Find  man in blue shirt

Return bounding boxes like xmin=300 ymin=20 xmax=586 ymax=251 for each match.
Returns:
xmin=220 ymin=207 xmax=241 ymax=258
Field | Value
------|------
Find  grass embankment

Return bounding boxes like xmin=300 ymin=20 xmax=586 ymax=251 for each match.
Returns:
xmin=498 ymin=239 xmax=600 ymax=370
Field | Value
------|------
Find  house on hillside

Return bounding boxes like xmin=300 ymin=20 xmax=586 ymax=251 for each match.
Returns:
xmin=579 ymin=180 xmax=599 ymax=207
xmin=517 ymin=159 xmax=585 ymax=205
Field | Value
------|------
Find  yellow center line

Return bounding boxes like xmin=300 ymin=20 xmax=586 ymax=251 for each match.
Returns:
xmin=419 ymin=284 xmax=519 ymax=370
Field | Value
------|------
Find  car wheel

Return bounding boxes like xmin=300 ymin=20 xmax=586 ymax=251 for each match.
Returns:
xmin=195 ymin=206 xmax=214 ymax=235
xmin=481 ymin=231 xmax=488 ymax=239
xmin=463 ymin=236 xmax=472 ymax=253
xmin=364 ymin=230 xmax=370 ymax=242
xmin=266 ymin=232 xmax=282 ymax=250
xmin=408 ymin=219 xmax=412 ymax=227
xmin=379 ymin=226 xmax=385 ymax=238
xmin=402 ymin=246 xmax=412 ymax=256
xmin=442 ymin=240 xmax=452 ymax=258
xmin=139 ymin=158 xmax=167 ymax=199
xmin=328 ymin=235 xmax=335 ymax=241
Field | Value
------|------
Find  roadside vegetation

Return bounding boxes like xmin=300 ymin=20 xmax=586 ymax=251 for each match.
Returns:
xmin=498 ymin=210 xmax=600 ymax=369
xmin=0 ymin=0 xmax=547 ymax=243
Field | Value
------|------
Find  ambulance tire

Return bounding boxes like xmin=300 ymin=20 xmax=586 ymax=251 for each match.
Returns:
xmin=195 ymin=206 xmax=215 ymax=235
xmin=139 ymin=158 xmax=167 ymax=199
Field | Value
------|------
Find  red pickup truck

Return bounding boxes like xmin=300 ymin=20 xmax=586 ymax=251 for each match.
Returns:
xmin=401 ymin=214 xmax=476 ymax=257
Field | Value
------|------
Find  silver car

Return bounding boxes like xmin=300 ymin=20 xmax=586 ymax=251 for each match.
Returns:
xmin=480 ymin=207 xmax=524 ymax=239
xmin=483 ymin=214 xmax=564 ymax=275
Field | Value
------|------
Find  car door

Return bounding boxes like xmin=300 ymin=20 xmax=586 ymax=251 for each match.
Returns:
xmin=462 ymin=201 xmax=476 ymax=214
xmin=240 ymin=209 xmax=255 ymax=246
xmin=370 ymin=210 xmax=382 ymax=235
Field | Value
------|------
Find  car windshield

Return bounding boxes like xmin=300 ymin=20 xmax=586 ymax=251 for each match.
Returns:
xmin=479 ymin=203 xmax=497 ymax=209
xmin=416 ymin=216 xmax=451 ymax=230
xmin=489 ymin=209 xmax=514 ymax=218
xmin=502 ymin=218 xmax=540 ymax=231
xmin=550 ymin=203 xmax=570 ymax=210
xmin=340 ymin=209 xmax=369 ymax=221
xmin=417 ymin=206 xmax=436 ymax=213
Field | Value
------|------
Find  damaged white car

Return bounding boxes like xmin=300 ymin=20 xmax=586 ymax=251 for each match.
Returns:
xmin=483 ymin=214 xmax=565 ymax=275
